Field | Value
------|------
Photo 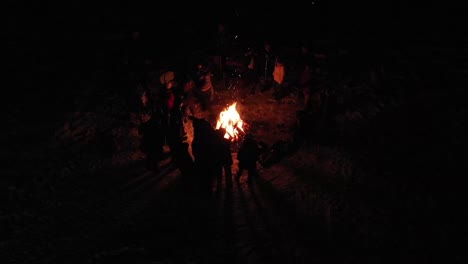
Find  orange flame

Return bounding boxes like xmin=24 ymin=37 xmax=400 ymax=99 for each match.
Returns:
xmin=216 ymin=102 xmax=244 ymax=141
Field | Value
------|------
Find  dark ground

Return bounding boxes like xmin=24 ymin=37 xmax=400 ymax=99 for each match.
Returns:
xmin=3 ymin=4 xmax=468 ymax=264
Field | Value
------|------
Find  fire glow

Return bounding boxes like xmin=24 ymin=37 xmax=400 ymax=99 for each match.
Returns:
xmin=216 ymin=102 xmax=244 ymax=141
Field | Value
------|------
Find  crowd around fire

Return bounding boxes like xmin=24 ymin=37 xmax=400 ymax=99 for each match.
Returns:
xmin=127 ymin=21 xmax=329 ymax=197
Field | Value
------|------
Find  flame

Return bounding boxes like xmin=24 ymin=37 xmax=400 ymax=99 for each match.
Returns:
xmin=216 ymin=102 xmax=244 ymax=141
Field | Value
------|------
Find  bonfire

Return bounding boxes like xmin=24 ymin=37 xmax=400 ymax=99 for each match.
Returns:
xmin=216 ymin=102 xmax=244 ymax=141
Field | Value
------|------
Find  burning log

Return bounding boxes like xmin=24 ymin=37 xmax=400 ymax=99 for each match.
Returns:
xmin=215 ymin=102 xmax=244 ymax=142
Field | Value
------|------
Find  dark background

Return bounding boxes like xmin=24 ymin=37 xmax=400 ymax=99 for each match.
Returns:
xmin=4 ymin=2 xmax=467 ymax=262
xmin=5 ymin=1 xmax=466 ymax=118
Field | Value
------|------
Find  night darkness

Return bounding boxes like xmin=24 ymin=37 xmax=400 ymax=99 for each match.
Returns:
xmin=3 ymin=1 xmax=467 ymax=263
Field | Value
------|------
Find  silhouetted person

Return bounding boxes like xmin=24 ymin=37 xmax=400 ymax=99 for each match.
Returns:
xmin=236 ymin=133 xmax=261 ymax=182
xmin=191 ymin=117 xmax=218 ymax=197
xmin=242 ymin=46 xmax=259 ymax=95
xmin=159 ymin=70 xmax=187 ymax=155
xmin=171 ymin=141 xmax=195 ymax=193
xmin=212 ymin=22 xmax=232 ymax=85
xmin=215 ymin=128 xmax=233 ymax=183
xmin=172 ymin=141 xmax=194 ymax=175
xmin=258 ymin=41 xmax=276 ymax=93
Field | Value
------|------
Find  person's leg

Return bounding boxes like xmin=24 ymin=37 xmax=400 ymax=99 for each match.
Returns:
xmin=209 ymin=86 xmax=215 ymax=102
xmin=247 ymin=165 xmax=258 ymax=182
xmin=235 ymin=167 xmax=244 ymax=181
xmin=224 ymin=165 xmax=232 ymax=180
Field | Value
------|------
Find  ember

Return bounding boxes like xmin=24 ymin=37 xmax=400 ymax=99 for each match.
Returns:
xmin=216 ymin=102 xmax=244 ymax=141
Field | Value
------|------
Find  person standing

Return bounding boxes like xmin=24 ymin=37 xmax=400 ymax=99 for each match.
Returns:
xmin=236 ymin=133 xmax=261 ymax=182
xmin=193 ymin=62 xmax=215 ymax=111
xmin=212 ymin=22 xmax=232 ymax=88
xmin=258 ymin=41 xmax=276 ymax=93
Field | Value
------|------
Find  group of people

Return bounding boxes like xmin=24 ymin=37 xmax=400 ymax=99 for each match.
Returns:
xmin=138 ymin=70 xmax=189 ymax=172
xmin=190 ymin=116 xmax=264 ymax=196
xmin=137 ymin=64 xmax=263 ymax=196
xmin=231 ymin=37 xmax=324 ymax=110
xmin=131 ymin=22 xmax=326 ymax=196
